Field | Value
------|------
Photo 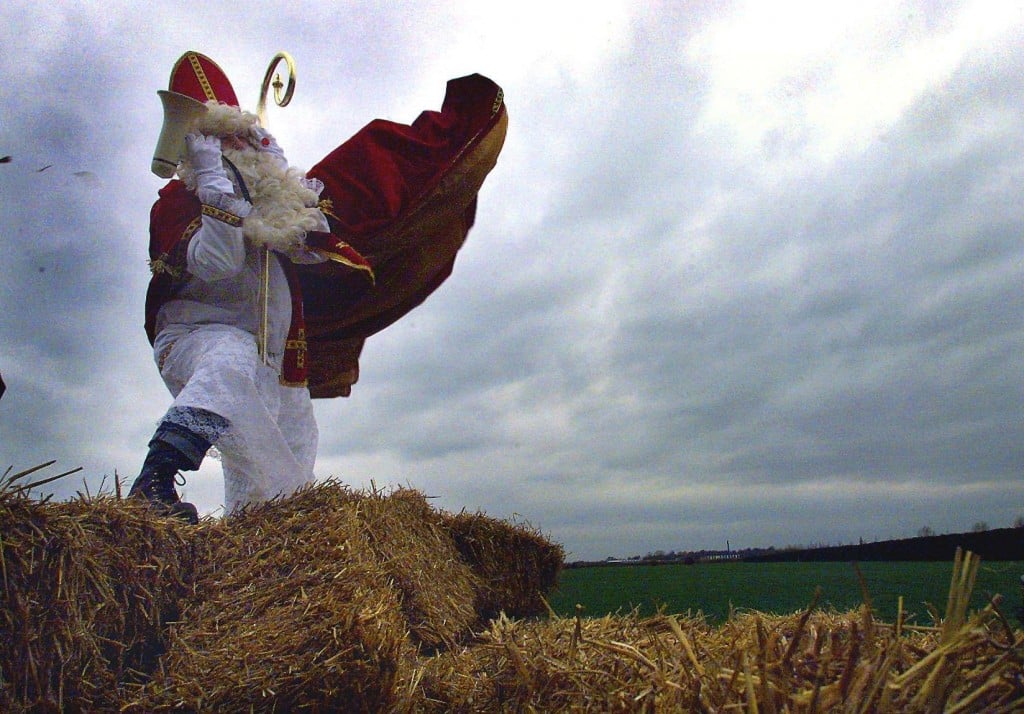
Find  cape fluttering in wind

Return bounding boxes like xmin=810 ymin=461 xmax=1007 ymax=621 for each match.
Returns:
xmin=298 ymin=73 xmax=508 ymax=397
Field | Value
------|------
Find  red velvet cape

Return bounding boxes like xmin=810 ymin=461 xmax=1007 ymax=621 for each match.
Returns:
xmin=143 ymin=73 xmax=507 ymax=398
xmin=299 ymin=73 xmax=507 ymax=397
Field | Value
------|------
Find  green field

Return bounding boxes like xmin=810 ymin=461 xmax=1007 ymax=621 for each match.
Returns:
xmin=548 ymin=560 xmax=1024 ymax=625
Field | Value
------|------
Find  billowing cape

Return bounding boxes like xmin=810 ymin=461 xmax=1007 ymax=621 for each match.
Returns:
xmin=299 ymin=73 xmax=507 ymax=397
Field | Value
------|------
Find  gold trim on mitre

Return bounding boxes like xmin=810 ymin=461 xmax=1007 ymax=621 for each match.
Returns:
xmin=186 ymin=52 xmax=219 ymax=101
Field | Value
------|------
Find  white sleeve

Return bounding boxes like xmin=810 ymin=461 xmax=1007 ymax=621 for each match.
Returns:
xmin=186 ymin=191 xmax=253 ymax=281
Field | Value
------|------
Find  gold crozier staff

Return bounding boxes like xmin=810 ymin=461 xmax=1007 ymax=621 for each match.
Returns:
xmin=255 ymin=52 xmax=297 ymax=366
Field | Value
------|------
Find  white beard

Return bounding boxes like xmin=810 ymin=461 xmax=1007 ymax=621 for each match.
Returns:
xmin=178 ymin=103 xmax=325 ymax=253
xmin=221 ymin=146 xmax=325 ymax=252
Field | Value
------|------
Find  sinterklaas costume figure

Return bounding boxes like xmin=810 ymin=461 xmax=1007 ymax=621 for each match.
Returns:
xmin=130 ymin=51 xmax=507 ymax=521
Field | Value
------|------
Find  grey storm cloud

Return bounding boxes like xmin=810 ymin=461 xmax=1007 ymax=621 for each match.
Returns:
xmin=2 ymin=1 xmax=1023 ymax=561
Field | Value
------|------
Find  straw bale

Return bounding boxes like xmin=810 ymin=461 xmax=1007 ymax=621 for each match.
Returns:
xmin=351 ymin=487 xmax=482 ymax=650
xmin=128 ymin=482 xmax=412 ymax=712
xmin=442 ymin=510 xmax=564 ymax=620
xmin=0 ymin=489 xmax=195 ymax=712
xmin=200 ymin=483 xmax=484 ymax=650
xmin=1 ymin=478 xmax=566 ymax=711
xmin=6 ymin=477 xmax=1022 ymax=712
xmin=407 ymin=602 xmax=1024 ymax=712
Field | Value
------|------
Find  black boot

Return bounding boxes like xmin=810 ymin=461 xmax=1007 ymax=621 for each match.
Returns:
xmin=128 ymin=443 xmax=198 ymax=524
xmin=128 ymin=422 xmax=211 ymax=525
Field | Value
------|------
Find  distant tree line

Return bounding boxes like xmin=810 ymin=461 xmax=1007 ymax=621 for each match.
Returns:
xmin=568 ymin=520 xmax=1024 ymax=568
xmin=744 ymin=526 xmax=1024 ymax=563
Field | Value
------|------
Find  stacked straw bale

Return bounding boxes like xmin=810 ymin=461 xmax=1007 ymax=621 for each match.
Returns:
xmin=0 ymin=486 xmax=195 ymax=712
xmin=351 ymin=487 xmax=482 ymax=650
xmin=128 ymin=483 xmax=414 ymax=711
xmin=11 ymin=475 xmax=1020 ymax=712
xmin=1 ymin=477 xmax=563 ymax=711
xmin=443 ymin=510 xmax=565 ymax=620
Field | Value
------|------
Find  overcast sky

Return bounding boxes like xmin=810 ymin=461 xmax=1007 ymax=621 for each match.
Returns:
xmin=2 ymin=1 xmax=1023 ymax=561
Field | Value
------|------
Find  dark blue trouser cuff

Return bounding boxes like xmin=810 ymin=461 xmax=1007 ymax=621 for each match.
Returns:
xmin=150 ymin=421 xmax=212 ymax=471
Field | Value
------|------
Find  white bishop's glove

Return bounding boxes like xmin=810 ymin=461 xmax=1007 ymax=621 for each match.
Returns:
xmin=250 ymin=126 xmax=288 ymax=168
xmin=183 ymin=134 xmax=250 ymax=282
xmin=185 ymin=133 xmax=234 ymax=197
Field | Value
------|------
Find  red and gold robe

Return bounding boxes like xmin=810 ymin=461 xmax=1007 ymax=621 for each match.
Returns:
xmin=146 ymin=73 xmax=507 ymax=398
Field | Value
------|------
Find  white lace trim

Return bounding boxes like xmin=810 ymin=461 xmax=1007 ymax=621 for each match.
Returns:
xmin=163 ymin=406 xmax=229 ymax=444
xmin=156 ymin=327 xmax=317 ymax=512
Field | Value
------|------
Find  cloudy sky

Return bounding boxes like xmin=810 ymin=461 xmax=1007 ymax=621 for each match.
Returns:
xmin=2 ymin=1 xmax=1023 ymax=561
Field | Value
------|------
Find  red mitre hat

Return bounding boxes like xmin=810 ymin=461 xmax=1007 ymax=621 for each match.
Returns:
xmin=167 ymin=51 xmax=239 ymax=106
xmin=151 ymin=51 xmax=239 ymax=177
